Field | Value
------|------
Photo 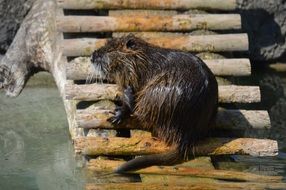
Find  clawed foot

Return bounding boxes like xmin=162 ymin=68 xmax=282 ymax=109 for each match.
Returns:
xmin=108 ymin=106 xmax=125 ymax=125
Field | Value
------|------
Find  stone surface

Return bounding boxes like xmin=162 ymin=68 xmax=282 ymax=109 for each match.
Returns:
xmin=238 ymin=0 xmax=286 ymax=61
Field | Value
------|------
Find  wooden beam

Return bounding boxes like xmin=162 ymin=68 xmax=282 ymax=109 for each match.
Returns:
xmin=75 ymin=108 xmax=271 ymax=130
xmin=65 ymin=83 xmax=261 ymax=103
xmin=66 ymin=57 xmax=251 ymax=80
xmin=57 ymin=14 xmax=241 ymax=32
xmin=57 ymin=0 xmax=237 ymax=11
xmin=74 ymin=137 xmax=278 ymax=157
xmin=61 ymin=34 xmax=249 ymax=56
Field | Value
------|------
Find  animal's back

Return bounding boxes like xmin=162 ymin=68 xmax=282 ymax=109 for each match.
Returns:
xmin=135 ymin=51 xmax=218 ymax=152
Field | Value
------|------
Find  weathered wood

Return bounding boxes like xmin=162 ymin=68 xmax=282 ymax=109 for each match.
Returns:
xmin=86 ymin=159 xmax=282 ymax=183
xmin=57 ymin=0 xmax=237 ymax=11
xmin=109 ymin=10 xmax=178 ymax=17
xmin=0 ymin=0 xmax=57 ymax=97
xmin=65 ymin=83 xmax=260 ymax=103
xmin=76 ymin=108 xmax=271 ymax=130
xmin=55 ymin=10 xmax=84 ymax=139
xmin=85 ymin=182 xmax=286 ymax=190
xmin=74 ymin=137 xmax=278 ymax=157
xmin=57 ymin=14 xmax=241 ymax=32
xmin=62 ymin=34 xmax=248 ymax=56
xmin=66 ymin=57 xmax=251 ymax=79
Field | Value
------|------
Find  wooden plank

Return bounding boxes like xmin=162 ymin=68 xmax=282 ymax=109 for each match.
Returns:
xmin=65 ymin=83 xmax=261 ymax=103
xmin=61 ymin=34 xmax=249 ymax=56
xmin=75 ymin=108 xmax=271 ymax=130
xmin=66 ymin=57 xmax=251 ymax=80
xmin=57 ymin=14 xmax=241 ymax=32
xmin=74 ymin=137 xmax=278 ymax=157
xmin=57 ymin=0 xmax=237 ymax=11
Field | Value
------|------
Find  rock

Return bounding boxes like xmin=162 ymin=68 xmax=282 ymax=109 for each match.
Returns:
xmin=237 ymin=0 xmax=286 ymax=61
xmin=0 ymin=0 xmax=36 ymax=53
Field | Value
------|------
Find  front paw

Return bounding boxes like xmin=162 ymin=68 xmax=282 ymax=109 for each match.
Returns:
xmin=108 ymin=107 xmax=124 ymax=125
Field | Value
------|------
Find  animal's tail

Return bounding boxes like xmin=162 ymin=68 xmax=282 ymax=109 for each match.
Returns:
xmin=114 ymin=149 xmax=182 ymax=173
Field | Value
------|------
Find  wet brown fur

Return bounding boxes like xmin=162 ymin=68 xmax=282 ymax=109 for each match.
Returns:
xmin=91 ymin=34 xmax=218 ymax=173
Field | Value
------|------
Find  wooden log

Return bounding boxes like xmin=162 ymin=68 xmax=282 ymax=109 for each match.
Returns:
xmin=66 ymin=57 xmax=251 ymax=79
xmin=109 ymin=10 xmax=178 ymax=17
xmin=74 ymin=136 xmax=278 ymax=157
xmin=86 ymin=159 xmax=282 ymax=183
xmin=86 ymin=182 xmax=286 ymax=190
xmin=57 ymin=0 xmax=237 ymax=11
xmin=62 ymin=34 xmax=249 ymax=56
xmin=57 ymin=14 xmax=241 ymax=32
xmin=75 ymin=108 xmax=271 ymax=130
xmin=65 ymin=83 xmax=261 ymax=103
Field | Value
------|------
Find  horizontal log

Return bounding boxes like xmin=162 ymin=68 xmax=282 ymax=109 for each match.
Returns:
xmin=65 ymin=83 xmax=261 ymax=103
xmin=76 ymin=108 xmax=271 ymax=130
xmin=57 ymin=0 xmax=237 ymax=11
xmin=109 ymin=10 xmax=178 ymax=17
xmin=87 ymin=159 xmax=282 ymax=183
xmin=62 ymin=34 xmax=248 ymax=56
xmin=74 ymin=137 xmax=278 ymax=157
xmin=66 ymin=57 xmax=251 ymax=79
xmin=86 ymin=182 xmax=286 ymax=190
xmin=57 ymin=14 xmax=241 ymax=32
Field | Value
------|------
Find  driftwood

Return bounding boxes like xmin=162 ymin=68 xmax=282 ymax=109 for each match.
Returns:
xmin=86 ymin=182 xmax=286 ymax=190
xmin=74 ymin=136 xmax=278 ymax=157
xmin=57 ymin=0 xmax=237 ymax=11
xmin=57 ymin=14 xmax=241 ymax=32
xmin=61 ymin=34 xmax=249 ymax=56
xmin=65 ymin=57 xmax=251 ymax=79
xmin=65 ymin=83 xmax=261 ymax=103
xmin=0 ymin=0 xmax=57 ymax=97
xmin=86 ymin=159 xmax=282 ymax=183
xmin=76 ymin=108 xmax=271 ymax=130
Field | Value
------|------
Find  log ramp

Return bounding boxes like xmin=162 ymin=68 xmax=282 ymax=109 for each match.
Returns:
xmin=0 ymin=0 xmax=283 ymax=189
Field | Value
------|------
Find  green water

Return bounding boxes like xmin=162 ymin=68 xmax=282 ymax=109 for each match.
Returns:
xmin=0 ymin=73 xmax=85 ymax=190
xmin=0 ymin=68 xmax=286 ymax=189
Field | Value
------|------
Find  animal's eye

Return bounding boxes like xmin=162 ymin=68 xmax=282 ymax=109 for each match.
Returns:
xmin=126 ymin=39 xmax=136 ymax=49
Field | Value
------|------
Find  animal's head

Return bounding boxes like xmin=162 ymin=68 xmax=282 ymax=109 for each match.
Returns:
xmin=90 ymin=34 xmax=151 ymax=87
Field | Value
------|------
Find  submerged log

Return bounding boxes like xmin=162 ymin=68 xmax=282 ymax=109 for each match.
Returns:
xmin=74 ymin=137 xmax=278 ymax=157
xmin=66 ymin=57 xmax=251 ymax=79
xmin=62 ymin=34 xmax=249 ymax=56
xmin=86 ymin=182 xmax=286 ymax=190
xmin=65 ymin=83 xmax=261 ymax=103
xmin=86 ymin=159 xmax=282 ymax=183
xmin=58 ymin=0 xmax=237 ymax=11
xmin=57 ymin=14 xmax=241 ymax=32
xmin=76 ymin=108 xmax=271 ymax=130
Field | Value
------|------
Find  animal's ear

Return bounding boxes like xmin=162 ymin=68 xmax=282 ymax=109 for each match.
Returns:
xmin=125 ymin=38 xmax=137 ymax=49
